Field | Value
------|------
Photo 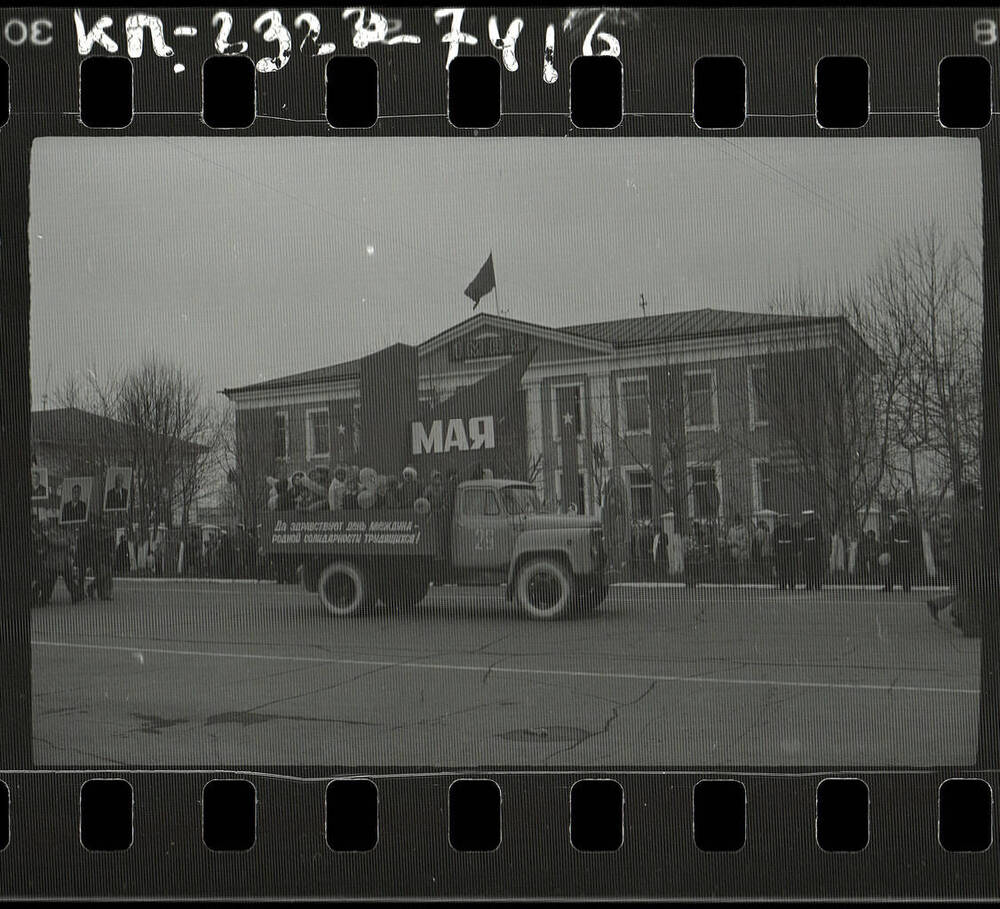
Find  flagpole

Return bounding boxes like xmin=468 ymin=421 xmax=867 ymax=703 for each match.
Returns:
xmin=492 ymin=253 xmax=505 ymax=316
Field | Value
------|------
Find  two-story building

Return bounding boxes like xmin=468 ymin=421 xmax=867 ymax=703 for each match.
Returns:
xmin=222 ymin=308 xmax=875 ymax=529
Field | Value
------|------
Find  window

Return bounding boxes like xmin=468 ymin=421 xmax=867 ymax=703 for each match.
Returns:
xmin=461 ymin=488 xmax=500 ymax=516
xmin=691 ymin=466 xmax=721 ymax=519
xmin=619 ymin=377 xmax=651 ymax=434
xmin=685 ymin=371 xmax=717 ymax=429
xmin=306 ymin=408 xmax=330 ymax=459
xmin=625 ymin=468 xmax=654 ymax=521
xmin=553 ymin=384 xmax=585 ymax=439
xmin=749 ymin=366 xmax=769 ymax=427
xmin=273 ymin=412 xmax=288 ymax=460
xmin=554 ymin=469 xmax=588 ymax=514
xmin=752 ymin=459 xmax=774 ymax=511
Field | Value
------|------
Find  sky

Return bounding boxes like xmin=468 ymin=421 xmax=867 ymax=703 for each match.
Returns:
xmin=29 ymin=137 xmax=982 ymax=409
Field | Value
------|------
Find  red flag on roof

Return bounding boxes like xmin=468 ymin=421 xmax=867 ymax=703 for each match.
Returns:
xmin=464 ymin=252 xmax=496 ymax=308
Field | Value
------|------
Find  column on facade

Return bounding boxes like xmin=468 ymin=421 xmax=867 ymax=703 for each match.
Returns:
xmin=588 ymin=369 xmax=613 ymax=517
xmin=523 ymin=378 xmax=546 ymax=502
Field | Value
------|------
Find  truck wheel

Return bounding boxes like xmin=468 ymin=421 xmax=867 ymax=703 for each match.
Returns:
xmin=517 ymin=557 xmax=576 ymax=620
xmin=317 ymin=561 xmax=372 ymax=618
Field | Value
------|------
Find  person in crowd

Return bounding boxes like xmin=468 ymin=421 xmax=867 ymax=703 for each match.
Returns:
xmin=727 ymin=513 xmax=750 ymax=582
xmin=683 ymin=521 xmax=704 ymax=588
xmin=884 ymin=508 xmax=917 ymax=593
xmin=31 ymin=469 xmax=47 ymax=499
xmin=800 ymin=509 xmax=824 ymax=590
xmin=114 ymin=531 xmax=131 ymax=575
xmin=774 ymin=513 xmax=797 ymax=590
xmin=931 ymin=512 xmax=953 ymax=583
xmin=273 ymin=479 xmax=295 ymax=511
xmin=374 ymin=475 xmax=390 ymax=509
xmin=756 ymin=519 xmax=773 ymax=580
xmin=342 ymin=476 xmax=360 ymax=510
xmin=929 ymin=483 xmax=983 ymax=634
xmin=424 ymin=471 xmax=445 ymax=510
xmin=856 ymin=528 xmax=877 ymax=581
xmin=385 ymin=475 xmax=402 ymax=508
xmin=328 ymin=466 xmax=347 ymax=511
xmin=400 ymin=466 xmax=420 ymax=508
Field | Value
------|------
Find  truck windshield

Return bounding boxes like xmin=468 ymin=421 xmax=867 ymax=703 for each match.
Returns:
xmin=500 ymin=486 xmax=542 ymax=515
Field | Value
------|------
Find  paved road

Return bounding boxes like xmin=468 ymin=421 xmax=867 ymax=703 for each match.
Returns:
xmin=31 ymin=579 xmax=979 ymax=767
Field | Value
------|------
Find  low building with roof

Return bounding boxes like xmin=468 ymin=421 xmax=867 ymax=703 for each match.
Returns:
xmin=222 ymin=308 xmax=878 ymax=531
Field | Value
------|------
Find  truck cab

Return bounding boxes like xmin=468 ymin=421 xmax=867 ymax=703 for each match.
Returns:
xmin=444 ymin=480 xmax=609 ymax=618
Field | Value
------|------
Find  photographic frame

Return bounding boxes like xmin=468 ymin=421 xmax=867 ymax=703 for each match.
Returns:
xmin=4 ymin=4 xmax=1000 ymax=901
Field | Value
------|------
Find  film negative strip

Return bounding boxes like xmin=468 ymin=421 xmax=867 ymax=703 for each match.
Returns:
xmin=0 ymin=3 xmax=998 ymax=899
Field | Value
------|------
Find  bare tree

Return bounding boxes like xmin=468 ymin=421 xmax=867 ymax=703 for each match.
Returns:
xmin=749 ymin=223 xmax=982 ymax=538
xmin=748 ymin=281 xmax=901 ymax=540
xmin=50 ymin=355 xmax=216 ymax=543
xmin=215 ymin=399 xmax=271 ymax=534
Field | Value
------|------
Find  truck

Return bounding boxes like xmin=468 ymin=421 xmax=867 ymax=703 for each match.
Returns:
xmin=260 ymin=478 xmax=609 ymax=620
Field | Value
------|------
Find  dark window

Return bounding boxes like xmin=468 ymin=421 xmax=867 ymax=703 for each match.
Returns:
xmin=274 ymin=413 xmax=288 ymax=460
xmin=484 ymin=492 xmax=500 ymax=516
xmin=627 ymin=469 xmax=653 ymax=520
xmin=461 ymin=488 xmax=487 ymax=515
xmin=750 ymin=367 xmax=769 ymax=425
xmin=308 ymin=410 xmax=330 ymax=457
xmin=757 ymin=461 xmax=773 ymax=510
xmin=692 ymin=467 xmax=720 ymax=519
xmin=620 ymin=379 xmax=650 ymax=433
xmin=686 ymin=373 xmax=715 ymax=428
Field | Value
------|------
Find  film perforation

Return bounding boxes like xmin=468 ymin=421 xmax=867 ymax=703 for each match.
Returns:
xmin=79 ymin=55 xmax=133 ymax=129
xmin=201 ymin=778 xmax=257 ymax=852
xmin=939 ymin=55 xmax=993 ymax=129
xmin=814 ymin=777 xmax=870 ymax=853
xmin=79 ymin=777 xmax=134 ymax=852
xmin=814 ymin=56 xmax=870 ymax=130
xmin=692 ymin=56 xmax=748 ymax=130
xmin=447 ymin=55 xmax=502 ymax=129
xmin=201 ymin=53 xmax=256 ymax=129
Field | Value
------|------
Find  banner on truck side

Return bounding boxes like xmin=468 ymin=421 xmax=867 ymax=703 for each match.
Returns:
xmin=261 ymin=511 xmax=437 ymax=556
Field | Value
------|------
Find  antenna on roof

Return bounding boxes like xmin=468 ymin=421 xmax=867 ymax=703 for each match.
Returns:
xmin=639 ymin=293 xmax=648 ymax=318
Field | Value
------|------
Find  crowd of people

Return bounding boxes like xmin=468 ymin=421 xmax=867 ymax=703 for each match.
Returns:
xmin=626 ymin=496 xmax=983 ymax=614
xmin=265 ymin=463 xmax=492 ymax=516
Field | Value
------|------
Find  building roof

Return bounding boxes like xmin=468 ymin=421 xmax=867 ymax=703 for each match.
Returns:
xmin=223 ymin=308 xmax=851 ymax=398
xmin=560 ymin=308 xmax=837 ymax=348
xmin=31 ymin=407 xmax=124 ymax=446
xmin=221 ymin=343 xmax=413 ymax=396
xmin=31 ymin=407 xmax=208 ymax=454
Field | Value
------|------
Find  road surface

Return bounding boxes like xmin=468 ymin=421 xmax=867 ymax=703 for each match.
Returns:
xmin=31 ymin=578 xmax=979 ymax=767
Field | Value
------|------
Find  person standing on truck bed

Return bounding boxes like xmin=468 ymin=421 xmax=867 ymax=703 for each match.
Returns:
xmin=342 ymin=477 xmax=360 ymax=510
xmin=400 ymin=466 xmax=420 ymax=508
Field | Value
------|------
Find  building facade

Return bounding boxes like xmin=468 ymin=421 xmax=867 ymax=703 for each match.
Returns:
xmin=223 ymin=308 xmax=875 ymax=530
